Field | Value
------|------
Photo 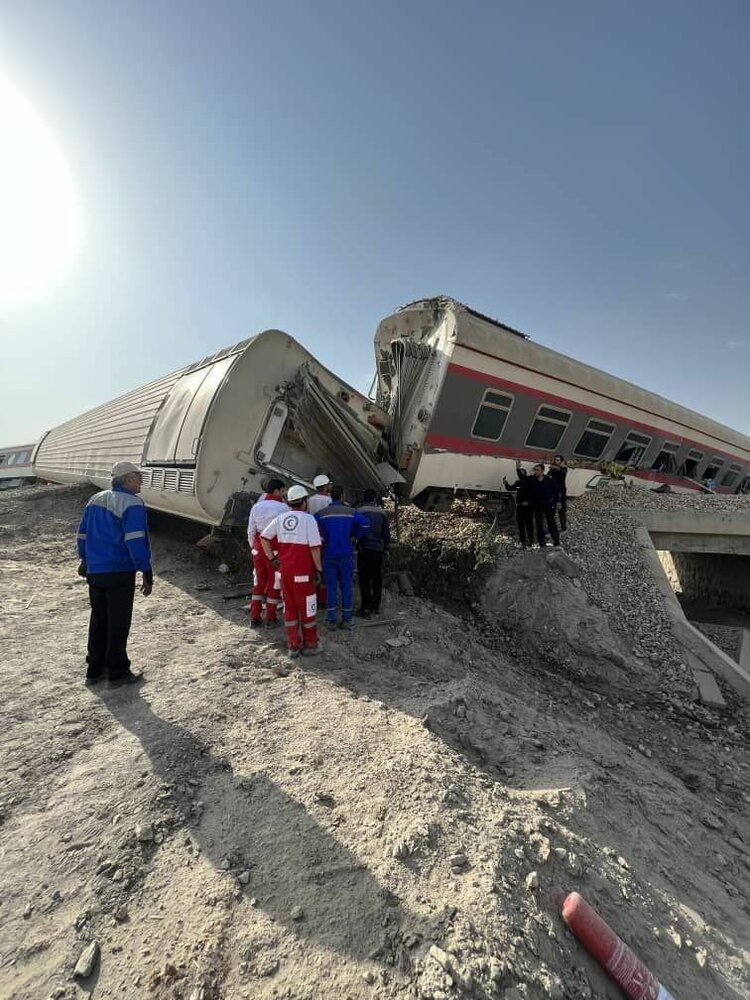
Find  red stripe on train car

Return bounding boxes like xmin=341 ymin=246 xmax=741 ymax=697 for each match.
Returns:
xmin=446 ymin=362 xmax=749 ymax=467
xmin=457 ymin=342 xmax=747 ymax=459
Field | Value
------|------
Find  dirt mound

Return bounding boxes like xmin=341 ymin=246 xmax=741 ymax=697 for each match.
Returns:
xmin=481 ymin=548 xmax=656 ymax=695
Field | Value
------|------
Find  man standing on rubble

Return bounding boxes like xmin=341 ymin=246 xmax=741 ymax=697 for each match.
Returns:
xmin=260 ymin=485 xmax=323 ymax=658
xmin=247 ymin=478 xmax=288 ymax=628
xmin=530 ymin=463 xmax=561 ymax=547
xmin=76 ymin=461 xmax=152 ymax=687
xmin=307 ymin=474 xmax=333 ymax=515
xmin=316 ymin=485 xmax=369 ymax=629
xmin=356 ymin=489 xmax=390 ymax=616
xmin=503 ymin=463 xmax=534 ymax=548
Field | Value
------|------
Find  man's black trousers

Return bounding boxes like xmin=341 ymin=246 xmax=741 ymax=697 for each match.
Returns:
xmin=515 ymin=503 xmax=534 ymax=547
xmin=86 ymin=572 xmax=136 ymax=679
xmin=357 ymin=550 xmax=384 ymax=613
xmin=534 ymin=504 xmax=560 ymax=547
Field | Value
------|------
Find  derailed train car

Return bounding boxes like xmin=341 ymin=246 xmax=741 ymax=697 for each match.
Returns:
xmin=374 ymin=297 xmax=750 ymax=512
xmin=34 ymin=330 xmax=396 ymax=526
xmin=0 ymin=443 xmax=36 ymax=488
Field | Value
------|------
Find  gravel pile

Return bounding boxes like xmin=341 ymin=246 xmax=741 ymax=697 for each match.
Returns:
xmin=398 ymin=484 xmax=750 ymax=698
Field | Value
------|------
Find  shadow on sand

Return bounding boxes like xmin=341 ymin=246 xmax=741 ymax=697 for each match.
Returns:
xmin=100 ymin=688 xmax=424 ymax=974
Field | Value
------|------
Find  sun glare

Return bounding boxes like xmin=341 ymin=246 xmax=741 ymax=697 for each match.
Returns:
xmin=0 ymin=77 xmax=81 ymax=304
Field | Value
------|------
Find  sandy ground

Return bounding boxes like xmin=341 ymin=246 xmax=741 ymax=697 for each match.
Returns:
xmin=1 ymin=485 xmax=749 ymax=1000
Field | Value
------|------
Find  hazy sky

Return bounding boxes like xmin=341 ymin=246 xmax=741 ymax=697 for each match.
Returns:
xmin=1 ymin=1 xmax=749 ymax=445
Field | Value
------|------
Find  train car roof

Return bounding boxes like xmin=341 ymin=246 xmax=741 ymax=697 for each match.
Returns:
xmin=398 ymin=296 xmax=529 ymax=340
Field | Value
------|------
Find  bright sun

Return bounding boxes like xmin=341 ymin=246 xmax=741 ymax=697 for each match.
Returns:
xmin=0 ymin=77 xmax=81 ymax=304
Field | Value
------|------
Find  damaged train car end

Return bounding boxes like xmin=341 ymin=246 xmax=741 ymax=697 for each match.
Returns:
xmin=34 ymin=329 xmax=398 ymax=528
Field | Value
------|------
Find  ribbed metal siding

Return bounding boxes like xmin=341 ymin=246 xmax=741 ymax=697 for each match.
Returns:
xmin=35 ymin=337 xmax=257 ymax=482
xmin=34 ymin=371 xmax=184 ymax=479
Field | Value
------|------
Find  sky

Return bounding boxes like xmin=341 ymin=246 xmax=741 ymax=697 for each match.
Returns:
xmin=1 ymin=0 xmax=749 ymax=445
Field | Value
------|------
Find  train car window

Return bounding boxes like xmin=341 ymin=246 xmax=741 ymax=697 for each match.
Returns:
xmin=740 ymin=476 xmax=750 ymax=495
xmin=720 ymin=463 xmax=743 ymax=488
xmin=679 ymin=449 xmax=704 ymax=478
xmin=703 ymin=458 xmax=724 ymax=480
xmin=614 ymin=431 xmax=651 ymax=466
xmin=471 ymin=389 xmax=514 ymax=441
xmin=0 ymin=455 xmax=5 ymax=465
xmin=650 ymin=441 xmax=680 ymax=473
xmin=573 ymin=418 xmax=615 ymax=460
xmin=525 ymin=405 xmax=571 ymax=450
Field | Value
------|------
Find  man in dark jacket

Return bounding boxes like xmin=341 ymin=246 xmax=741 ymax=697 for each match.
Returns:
xmin=356 ymin=489 xmax=391 ymax=615
xmin=530 ymin=463 xmax=560 ymax=547
xmin=315 ymin=486 xmax=369 ymax=629
xmin=503 ymin=465 xmax=534 ymax=548
xmin=77 ymin=462 xmax=153 ymax=686
xmin=548 ymin=454 xmax=568 ymax=531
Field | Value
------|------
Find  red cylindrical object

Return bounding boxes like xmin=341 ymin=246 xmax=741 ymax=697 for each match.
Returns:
xmin=562 ymin=892 xmax=675 ymax=1000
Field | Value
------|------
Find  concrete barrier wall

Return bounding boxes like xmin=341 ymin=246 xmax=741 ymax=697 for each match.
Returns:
xmin=635 ymin=527 xmax=750 ymax=702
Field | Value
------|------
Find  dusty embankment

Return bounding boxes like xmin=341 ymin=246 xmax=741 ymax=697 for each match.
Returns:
xmin=0 ymin=484 xmax=748 ymax=1000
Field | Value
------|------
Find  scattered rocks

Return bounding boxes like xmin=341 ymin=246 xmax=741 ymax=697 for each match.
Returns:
xmin=135 ymin=823 xmax=154 ymax=843
xmin=290 ymin=905 xmax=304 ymax=921
xmin=525 ymin=871 xmax=539 ymax=891
xmin=73 ymin=941 xmax=100 ymax=978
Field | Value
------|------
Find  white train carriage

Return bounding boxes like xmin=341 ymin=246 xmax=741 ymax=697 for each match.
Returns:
xmin=375 ymin=297 xmax=750 ymax=511
xmin=34 ymin=329 xmax=395 ymax=527
xmin=0 ymin=443 xmax=36 ymax=487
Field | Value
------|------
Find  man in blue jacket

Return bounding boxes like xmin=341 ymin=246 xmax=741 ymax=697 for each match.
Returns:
xmin=77 ymin=461 xmax=153 ymax=686
xmin=315 ymin=485 xmax=369 ymax=630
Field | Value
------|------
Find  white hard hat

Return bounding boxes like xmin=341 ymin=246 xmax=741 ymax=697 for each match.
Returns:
xmin=287 ymin=484 xmax=309 ymax=503
xmin=112 ymin=461 xmax=142 ymax=478
xmin=312 ymin=474 xmax=331 ymax=488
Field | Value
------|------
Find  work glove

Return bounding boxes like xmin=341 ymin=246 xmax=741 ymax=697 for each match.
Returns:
xmin=270 ymin=555 xmax=281 ymax=569
xmin=141 ymin=570 xmax=153 ymax=597
xmin=77 ymin=561 xmax=87 ymax=578
xmin=314 ymin=571 xmax=323 ymax=586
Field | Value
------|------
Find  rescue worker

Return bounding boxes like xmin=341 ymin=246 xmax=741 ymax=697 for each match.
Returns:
xmin=530 ymin=463 xmax=560 ymax=547
xmin=306 ymin=473 xmax=332 ymax=608
xmin=246 ymin=478 xmax=288 ymax=628
xmin=76 ymin=461 xmax=152 ymax=687
xmin=549 ymin=454 xmax=568 ymax=531
xmin=503 ymin=464 xmax=534 ymax=548
xmin=356 ymin=489 xmax=390 ymax=616
xmin=307 ymin=474 xmax=333 ymax=515
xmin=260 ymin=485 xmax=323 ymax=659
xmin=315 ymin=485 xmax=369 ymax=630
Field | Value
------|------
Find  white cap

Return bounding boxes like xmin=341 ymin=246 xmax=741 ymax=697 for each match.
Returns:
xmin=313 ymin=474 xmax=331 ymax=488
xmin=287 ymin=484 xmax=309 ymax=503
xmin=112 ymin=461 xmax=142 ymax=478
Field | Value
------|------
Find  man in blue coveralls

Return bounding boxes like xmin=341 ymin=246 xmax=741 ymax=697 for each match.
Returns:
xmin=315 ymin=485 xmax=369 ymax=630
xmin=77 ymin=461 xmax=153 ymax=686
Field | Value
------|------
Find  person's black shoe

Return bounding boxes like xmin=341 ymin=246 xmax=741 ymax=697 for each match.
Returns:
xmin=85 ymin=673 xmax=104 ymax=686
xmin=249 ymin=618 xmax=263 ymax=629
xmin=108 ymin=671 xmax=143 ymax=688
